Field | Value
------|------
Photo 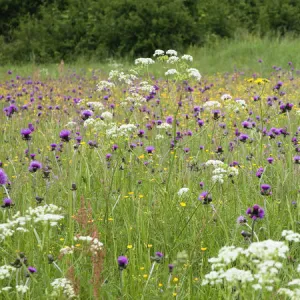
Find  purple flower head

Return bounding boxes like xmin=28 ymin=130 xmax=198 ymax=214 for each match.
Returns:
xmin=21 ymin=128 xmax=32 ymax=140
xmin=1 ymin=198 xmax=14 ymax=208
xmin=117 ymin=256 xmax=128 ymax=270
xmin=184 ymin=147 xmax=190 ymax=153
xmin=267 ymin=157 xmax=274 ymax=164
xmin=261 ymin=184 xmax=272 ymax=196
xmin=28 ymin=123 xmax=35 ymax=132
xmin=0 ymin=169 xmax=8 ymax=185
xmin=166 ymin=116 xmax=173 ymax=124
xmin=106 ymin=153 xmax=112 ymax=160
xmin=239 ymin=134 xmax=249 ymax=143
xmin=212 ymin=110 xmax=221 ymax=120
xmin=60 ymin=130 xmax=71 ymax=142
xmin=198 ymin=191 xmax=212 ymax=204
xmin=151 ymin=251 xmax=164 ymax=263
xmin=256 ymin=167 xmax=264 ymax=178
xmin=168 ymin=264 xmax=174 ymax=273
xmin=50 ymin=143 xmax=57 ymax=151
xmin=81 ymin=109 xmax=93 ymax=120
xmin=29 ymin=161 xmax=42 ymax=173
xmin=294 ymin=156 xmax=300 ymax=164
xmin=145 ymin=146 xmax=155 ymax=154
xmin=246 ymin=204 xmax=265 ymax=220
xmin=237 ymin=215 xmax=247 ymax=225
xmin=112 ymin=144 xmax=118 ymax=151
xmin=198 ymin=119 xmax=204 ymax=127
xmin=28 ymin=266 xmax=37 ymax=274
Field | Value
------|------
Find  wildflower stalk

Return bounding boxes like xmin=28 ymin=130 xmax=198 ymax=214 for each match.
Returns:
xmin=2 ymin=184 xmax=10 ymax=199
xmin=251 ymin=219 xmax=256 ymax=243
xmin=119 ymin=269 xmax=124 ymax=297
xmin=143 ymin=261 xmax=156 ymax=292
xmin=167 ymin=273 xmax=172 ymax=288
xmin=245 ymin=222 xmax=259 ymax=242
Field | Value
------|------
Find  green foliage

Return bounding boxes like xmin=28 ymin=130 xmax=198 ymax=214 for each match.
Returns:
xmin=1 ymin=0 xmax=300 ymax=63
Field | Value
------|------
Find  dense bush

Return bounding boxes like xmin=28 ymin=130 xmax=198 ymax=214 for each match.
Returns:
xmin=1 ymin=0 xmax=300 ymax=63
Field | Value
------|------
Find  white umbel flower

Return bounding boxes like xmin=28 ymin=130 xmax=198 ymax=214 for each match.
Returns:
xmin=165 ymin=69 xmax=178 ymax=76
xmin=166 ymin=49 xmax=178 ymax=56
xmin=178 ymin=188 xmax=189 ymax=196
xmin=181 ymin=54 xmax=193 ymax=62
xmin=153 ymin=49 xmax=165 ymax=57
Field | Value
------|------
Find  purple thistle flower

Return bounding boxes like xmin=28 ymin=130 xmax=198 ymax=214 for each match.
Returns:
xmin=237 ymin=215 xmax=247 ymax=225
xmin=246 ymin=204 xmax=265 ymax=220
xmin=1 ymin=198 xmax=14 ymax=208
xmin=293 ymin=156 xmax=300 ymax=164
xmin=166 ymin=116 xmax=173 ymax=124
xmin=29 ymin=161 xmax=42 ymax=173
xmin=0 ymin=169 xmax=8 ymax=185
xmin=145 ymin=146 xmax=155 ymax=154
xmin=117 ymin=256 xmax=128 ymax=270
xmin=81 ymin=109 xmax=93 ymax=120
xmin=267 ymin=157 xmax=274 ymax=164
xmin=59 ymin=130 xmax=71 ymax=142
xmin=106 ymin=153 xmax=112 ymax=160
xmin=198 ymin=191 xmax=212 ymax=204
xmin=261 ymin=184 xmax=272 ymax=196
xmin=28 ymin=266 xmax=37 ymax=273
xmin=168 ymin=264 xmax=174 ymax=273
xmin=239 ymin=134 xmax=249 ymax=142
xmin=21 ymin=128 xmax=32 ymax=140
xmin=256 ymin=167 xmax=264 ymax=178
xmin=50 ymin=143 xmax=57 ymax=151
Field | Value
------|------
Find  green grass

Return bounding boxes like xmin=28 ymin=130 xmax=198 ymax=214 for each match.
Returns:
xmin=0 ymin=39 xmax=300 ymax=299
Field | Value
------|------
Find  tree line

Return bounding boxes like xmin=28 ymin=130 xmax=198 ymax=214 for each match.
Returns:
xmin=0 ymin=0 xmax=300 ymax=64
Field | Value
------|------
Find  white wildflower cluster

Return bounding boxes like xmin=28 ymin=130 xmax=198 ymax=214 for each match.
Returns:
xmin=86 ymin=101 xmax=104 ymax=110
xmin=108 ymin=70 xmax=137 ymax=85
xmin=278 ymin=278 xmax=300 ymax=299
xmin=205 ymin=160 xmax=224 ymax=167
xmin=0 ymin=265 xmax=16 ymax=279
xmin=221 ymin=94 xmax=232 ymax=101
xmin=74 ymin=236 xmax=104 ymax=255
xmin=0 ymin=286 xmax=12 ymax=293
xmin=156 ymin=122 xmax=172 ymax=129
xmin=0 ymin=205 xmax=64 ymax=241
xmin=225 ymin=99 xmax=247 ymax=113
xmin=165 ymin=69 xmax=178 ymax=76
xmin=101 ymin=111 xmax=113 ymax=121
xmin=60 ymin=246 xmax=75 ymax=256
xmin=282 ymin=230 xmax=300 ymax=242
xmin=27 ymin=204 xmax=64 ymax=227
xmin=177 ymin=188 xmax=189 ymax=196
xmin=106 ymin=123 xmax=137 ymax=138
xmin=83 ymin=118 xmax=108 ymax=130
xmin=139 ymin=81 xmax=155 ymax=93
xmin=97 ymin=80 xmax=115 ymax=92
xmin=167 ymin=56 xmax=180 ymax=64
xmin=166 ymin=49 xmax=178 ymax=56
xmin=205 ymin=160 xmax=239 ymax=184
xmin=16 ymin=285 xmax=29 ymax=294
xmin=51 ymin=278 xmax=77 ymax=299
xmin=187 ymin=68 xmax=201 ymax=81
xmin=202 ymin=236 xmax=291 ymax=293
xmin=134 ymin=58 xmax=155 ymax=65
xmin=181 ymin=54 xmax=193 ymax=62
xmin=155 ymin=134 xmax=165 ymax=140
xmin=121 ymin=93 xmax=146 ymax=107
xmin=153 ymin=49 xmax=165 ymax=57
xmin=65 ymin=121 xmax=77 ymax=127
xmin=203 ymin=101 xmax=221 ymax=109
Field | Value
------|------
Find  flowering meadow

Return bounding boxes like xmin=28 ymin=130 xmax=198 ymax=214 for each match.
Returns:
xmin=0 ymin=50 xmax=300 ymax=299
